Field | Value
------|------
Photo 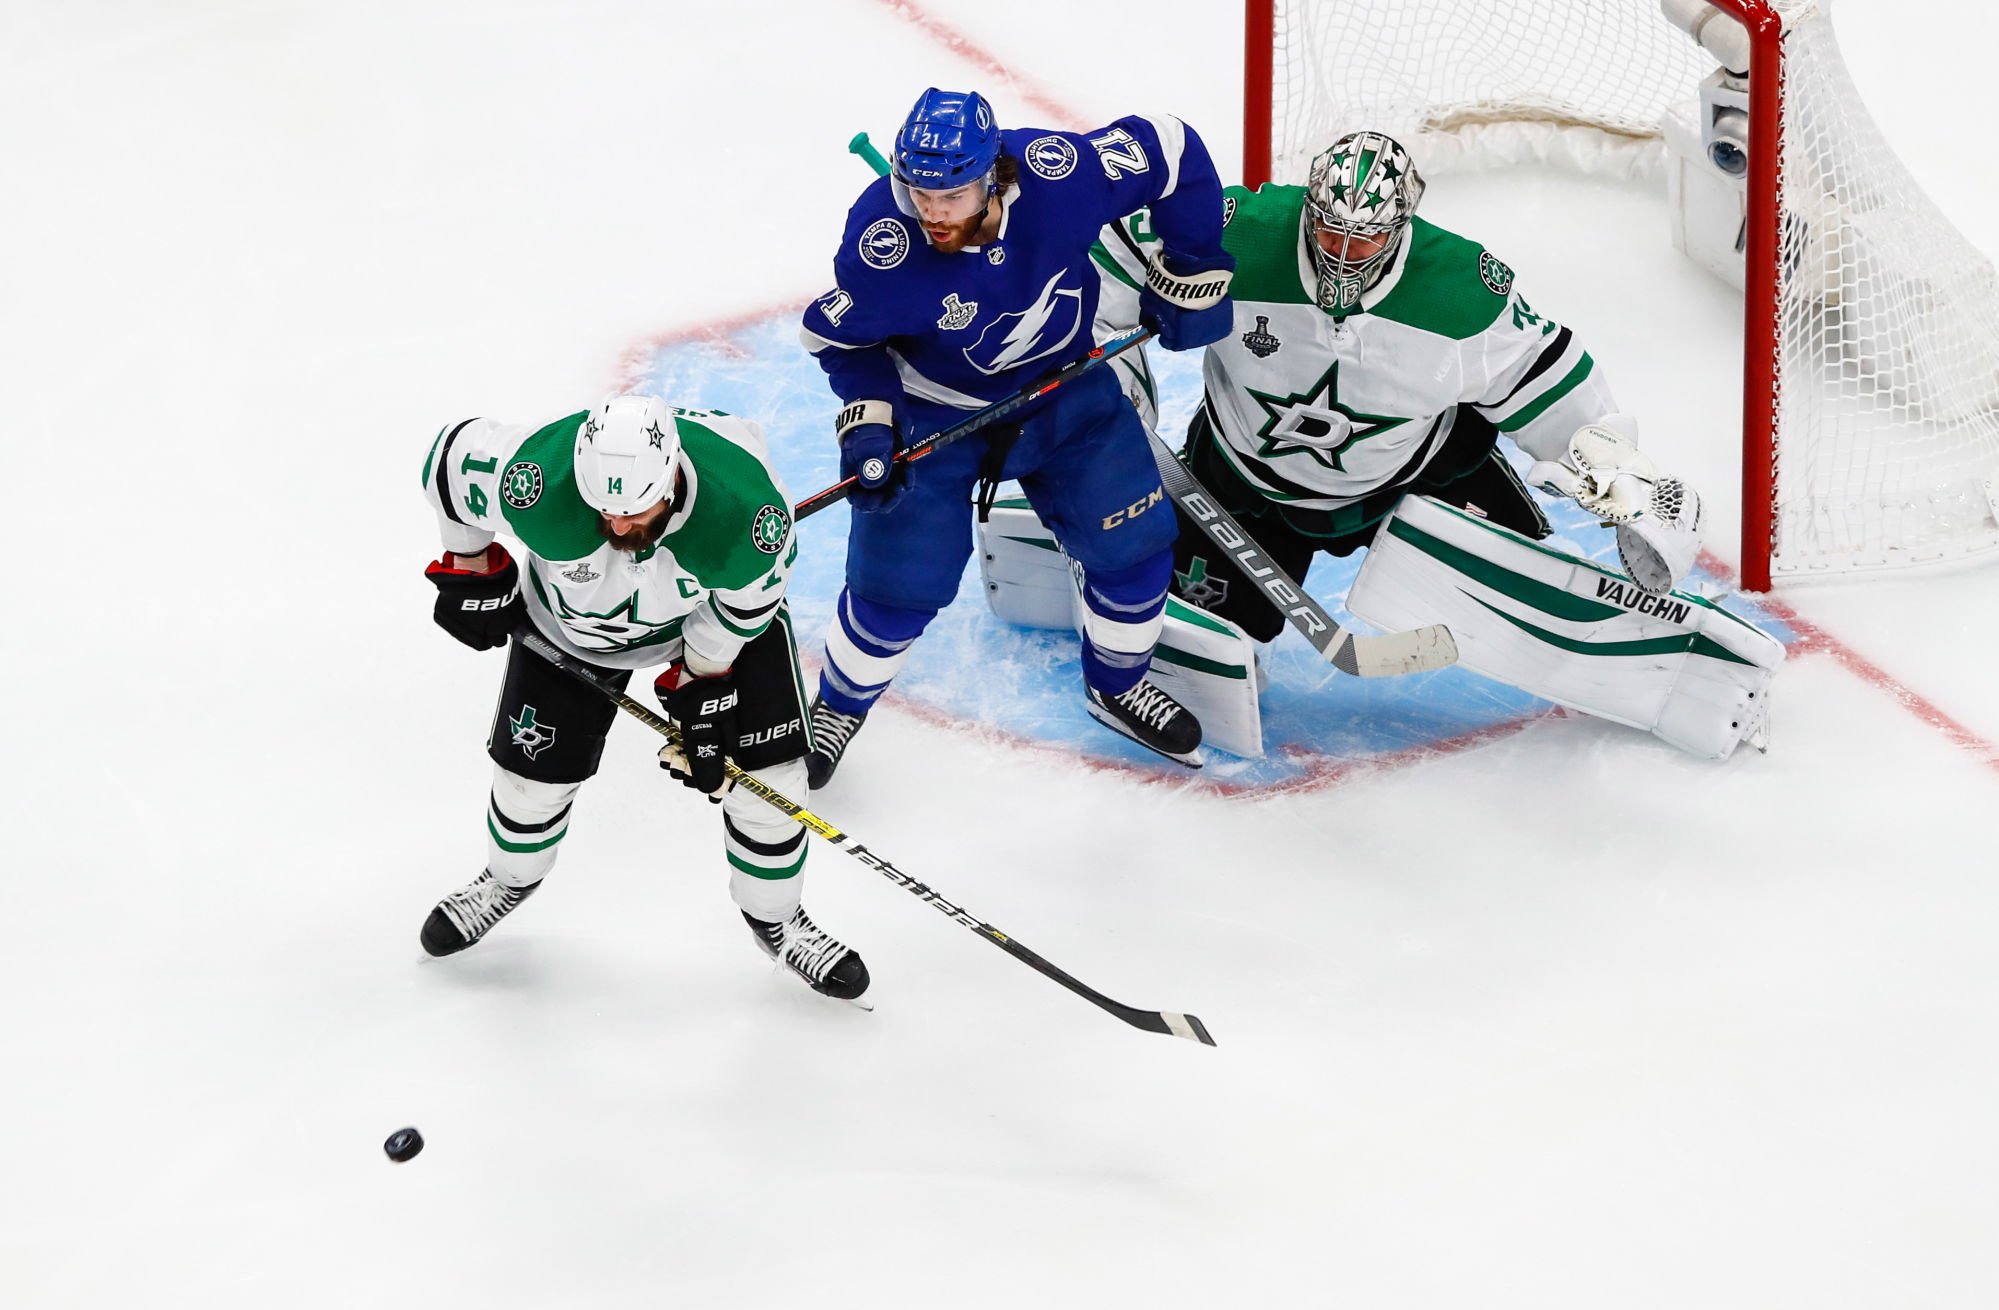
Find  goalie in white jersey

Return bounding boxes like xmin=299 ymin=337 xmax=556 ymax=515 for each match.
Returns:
xmin=416 ymin=395 xmax=869 ymax=1002
xmin=1089 ymin=132 xmax=1781 ymax=759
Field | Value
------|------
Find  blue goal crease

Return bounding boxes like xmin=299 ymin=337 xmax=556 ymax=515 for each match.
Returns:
xmin=636 ymin=317 xmax=1794 ymax=788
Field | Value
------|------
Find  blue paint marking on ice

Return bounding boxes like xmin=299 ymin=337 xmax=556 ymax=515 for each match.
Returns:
xmin=636 ymin=317 xmax=1794 ymax=786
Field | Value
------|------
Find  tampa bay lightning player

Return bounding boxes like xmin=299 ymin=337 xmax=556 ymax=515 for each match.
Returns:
xmin=799 ymin=88 xmax=1234 ymax=785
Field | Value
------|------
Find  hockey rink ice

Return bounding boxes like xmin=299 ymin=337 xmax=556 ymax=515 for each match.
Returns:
xmin=6 ymin=1 xmax=1999 ymax=1305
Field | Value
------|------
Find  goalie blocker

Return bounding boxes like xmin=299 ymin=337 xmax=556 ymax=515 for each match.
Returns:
xmin=1346 ymin=495 xmax=1781 ymax=760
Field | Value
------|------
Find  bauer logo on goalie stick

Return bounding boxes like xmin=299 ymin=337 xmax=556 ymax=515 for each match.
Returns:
xmin=859 ymin=218 xmax=910 ymax=270
xmin=501 ymin=460 xmax=543 ymax=510
xmin=1023 ymin=135 xmax=1078 ymax=181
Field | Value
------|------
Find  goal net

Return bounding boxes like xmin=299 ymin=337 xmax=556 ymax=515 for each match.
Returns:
xmin=1249 ymin=0 xmax=1999 ymax=588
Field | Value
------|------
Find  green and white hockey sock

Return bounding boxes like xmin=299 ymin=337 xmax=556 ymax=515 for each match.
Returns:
xmin=485 ymin=766 xmax=578 ymax=887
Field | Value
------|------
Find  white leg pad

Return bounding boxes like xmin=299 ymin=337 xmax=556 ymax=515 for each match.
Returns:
xmin=486 ymin=766 xmax=580 ymax=887
xmin=1348 ymin=495 xmax=1784 ymax=760
xmin=978 ymin=497 xmax=1263 ymax=757
xmin=723 ymin=757 xmax=810 ymax=923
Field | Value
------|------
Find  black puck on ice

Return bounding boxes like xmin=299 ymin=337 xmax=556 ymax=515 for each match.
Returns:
xmin=384 ymin=1127 xmax=425 ymax=1163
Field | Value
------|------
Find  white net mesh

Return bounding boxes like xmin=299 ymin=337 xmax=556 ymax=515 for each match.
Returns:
xmin=1268 ymin=0 xmax=1999 ymax=578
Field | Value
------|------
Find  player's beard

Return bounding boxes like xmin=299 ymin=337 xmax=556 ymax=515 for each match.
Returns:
xmin=597 ymin=510 xmax=671 ymax=554
xmin=923 ymin=206 xmax=989 ymax=254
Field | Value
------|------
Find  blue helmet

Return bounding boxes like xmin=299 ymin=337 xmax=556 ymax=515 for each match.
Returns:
xmin=891 ymin=88 xmax=1000 ymax=196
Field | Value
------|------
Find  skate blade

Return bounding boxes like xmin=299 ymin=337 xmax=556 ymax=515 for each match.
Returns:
xmin=1084 ymin=704 xmax=1206 ymax=770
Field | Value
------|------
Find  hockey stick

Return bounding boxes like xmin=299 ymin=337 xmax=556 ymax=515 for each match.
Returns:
xmin=516 ymin=629 xmax=1216 ymax=1046
xmin=837 ymin=134 xmax=1454 ymax=677
xmin=1148 ymin=431 xmax=1460 ymax=677
xmin=794 ymin=326 xmax=1154 ymax=520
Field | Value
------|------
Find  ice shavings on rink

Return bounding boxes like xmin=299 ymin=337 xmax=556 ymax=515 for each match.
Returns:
xmin=635 ymin=314 xmax=1796 ymax=788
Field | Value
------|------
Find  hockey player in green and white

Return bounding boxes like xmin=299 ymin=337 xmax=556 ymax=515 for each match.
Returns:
xmin=417 ymin=394 xmax=868 ymax=1001
xmin=1081 ymin=131 xmax=1780 ymax=759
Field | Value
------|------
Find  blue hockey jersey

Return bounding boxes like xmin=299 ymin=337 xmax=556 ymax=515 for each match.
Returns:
xmin=799 ymin=114 xmax=1229 ymax=417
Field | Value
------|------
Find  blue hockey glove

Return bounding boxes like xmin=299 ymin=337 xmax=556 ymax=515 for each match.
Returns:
xmin=1139 ymin=249 xmax=1235 ymax=352
xmin=836 ymin=399 xmax=908 ymax=513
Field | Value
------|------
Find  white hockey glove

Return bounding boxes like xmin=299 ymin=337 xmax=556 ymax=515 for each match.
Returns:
xmin=1527 ymin=419 xmax=1703 ymax=595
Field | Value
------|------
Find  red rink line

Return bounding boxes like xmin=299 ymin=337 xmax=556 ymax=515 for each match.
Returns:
xmin=1697 ymin=550 xmax=1999 ymax=773
xmin=866 ymin=0 xmax=1084 ymax=128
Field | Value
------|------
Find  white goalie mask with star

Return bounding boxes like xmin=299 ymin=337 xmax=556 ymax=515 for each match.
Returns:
xmin=1304 ymin=132 xmax=1426 ymax=313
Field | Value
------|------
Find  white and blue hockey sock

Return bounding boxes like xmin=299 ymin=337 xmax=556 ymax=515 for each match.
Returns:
xmin=818 ymin=589 xmax=937 ymax=717
xmin=1076 ymin=553 xmax=1171 ymax=697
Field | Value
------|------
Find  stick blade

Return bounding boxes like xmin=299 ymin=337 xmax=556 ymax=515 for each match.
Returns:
xmin=1333 ymin=623 xmax=1459 ymax=678
xmin=1113 ymin=1004 xmax=1217 ymax=1046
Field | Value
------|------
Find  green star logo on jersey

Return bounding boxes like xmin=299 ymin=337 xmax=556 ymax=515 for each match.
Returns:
xmin=547 ymin=585 xmax=688 ymax=650
xmin=1247 ymin=360 xmax=1411 ymax=473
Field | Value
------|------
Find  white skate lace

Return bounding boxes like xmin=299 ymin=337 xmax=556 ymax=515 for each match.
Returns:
xmin=775 ymin=909 xmax=849 ymax=984
xmin=810 ymin=703 xmax=865 ymax=759
xmin=1113 ymin=682 xmax=1179 ymax=731
xmin=441 ymin=872 xmax=527 ymax=940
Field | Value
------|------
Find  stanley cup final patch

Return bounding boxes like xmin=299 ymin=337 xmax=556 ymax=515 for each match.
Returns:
xmin=751 ymin=503 xmax=790 ymax=554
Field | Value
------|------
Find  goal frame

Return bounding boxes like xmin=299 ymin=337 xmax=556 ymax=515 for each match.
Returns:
xmin=1243 ymin=0 xmax=1787 ymax=590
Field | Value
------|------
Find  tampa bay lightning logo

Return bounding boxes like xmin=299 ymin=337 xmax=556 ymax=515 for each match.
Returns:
xmin=1023 ymin=135 xmax=1077 ymax=181
xmin=963 ymin=271 xmax=1084 ymax=375
xmin=858 ymin=218 xmax=910 ymax=270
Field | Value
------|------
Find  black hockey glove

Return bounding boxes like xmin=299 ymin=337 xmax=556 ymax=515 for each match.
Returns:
xmin=424 ymin=544 xmax=521 ymax=650
xmin=836 ymin=399 xmax=909 ymax=513
xmin=1139 ymin=248 xmax=1236 ymax=352
xmin=654 ymin=661 xmax=738 ymax=799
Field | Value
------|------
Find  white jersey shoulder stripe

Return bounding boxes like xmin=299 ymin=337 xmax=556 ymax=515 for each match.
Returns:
xmin=1135 ymin=113 xmax=1187 ymax=200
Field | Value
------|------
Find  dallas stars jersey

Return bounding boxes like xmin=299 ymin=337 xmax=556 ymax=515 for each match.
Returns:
xmin=1094 ymin=185 xmax=1617 ymax=514
xmin=800 ymin=116 xmax=1228 ymax=416
xmin=421 ymin=409 xmax=799 ymax=672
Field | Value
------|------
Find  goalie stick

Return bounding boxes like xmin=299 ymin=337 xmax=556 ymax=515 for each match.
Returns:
xmin=1147 ymin=431 xmax=1459 ymax=678
xmin=841 ymin=131 xmax=1454 ymax=678
xmin=517 ymin=629 xmax=1216 ymax=1047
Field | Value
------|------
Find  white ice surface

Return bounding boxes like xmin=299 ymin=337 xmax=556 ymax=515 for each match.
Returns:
xmin=3 ymin=2 xmax=1998 ymax=1306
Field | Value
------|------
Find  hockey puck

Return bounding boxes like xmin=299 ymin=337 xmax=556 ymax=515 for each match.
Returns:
xmin=383 ymin=1127 xmax=424 ymax=1163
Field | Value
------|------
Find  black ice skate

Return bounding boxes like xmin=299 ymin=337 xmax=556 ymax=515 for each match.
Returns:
xmin=1085 ymin=679 xmax=1204 ymax=768
xmin=743 ymin=906 xmax=872 ymax=1005
xmin=420 ymin=869 xmax=541 ymax=957
xmin=805 ymin=695 xmax=868 ymax=789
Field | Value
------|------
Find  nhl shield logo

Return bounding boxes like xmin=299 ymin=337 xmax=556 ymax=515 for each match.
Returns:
xmin=936 ymin=293 xmax=978 ymax=330
xmin=1241 ymin=315 xmax=1281 ymax=359
xmin=508 ymin=704 xmax=557 ymax=759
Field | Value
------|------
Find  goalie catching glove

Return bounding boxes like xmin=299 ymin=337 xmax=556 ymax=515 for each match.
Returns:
xmin=654 ymin=661 xmax=737 ymax=799
xmin=1528 ymin=417 xmax=1703 ymax=594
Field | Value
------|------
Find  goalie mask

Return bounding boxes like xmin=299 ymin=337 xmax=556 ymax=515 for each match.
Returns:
xmin=574 ymin=394 xmax=681 ymax=517
xmin=1304 ymin=131 xmax=1425 ymax=313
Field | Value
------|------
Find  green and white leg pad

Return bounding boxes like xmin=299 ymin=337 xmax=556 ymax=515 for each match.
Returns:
xmin=1347 ymin=495 xmax=1783 ymax=760
xmin=977 ymin=497 xmax=1264 ymax=758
